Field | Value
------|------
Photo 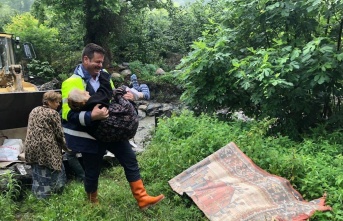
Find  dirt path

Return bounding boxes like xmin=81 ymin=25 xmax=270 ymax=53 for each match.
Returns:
xmin=129 ymin=116 xmax=156 ymax=153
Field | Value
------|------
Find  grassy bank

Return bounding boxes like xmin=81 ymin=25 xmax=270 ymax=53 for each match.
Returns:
xmin=1 ymin=110 xmax=342 ymax=220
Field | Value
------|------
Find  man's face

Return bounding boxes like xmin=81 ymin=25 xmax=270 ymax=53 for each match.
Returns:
xmin=83 ymin=52 xmax=104 ymax=77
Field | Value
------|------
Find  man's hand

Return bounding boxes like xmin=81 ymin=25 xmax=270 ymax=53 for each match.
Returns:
xmin=91 ymin=104 xmax=109 ymax=120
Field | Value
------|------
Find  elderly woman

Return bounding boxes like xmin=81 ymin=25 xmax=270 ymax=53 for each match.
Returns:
xmin=25 ymin=90 xmax=69 ymax=199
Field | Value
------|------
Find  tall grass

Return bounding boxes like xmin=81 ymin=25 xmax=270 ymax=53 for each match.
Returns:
xmin=0 ymin=172 xmax=20 ymax=221
xmin=1 ymin=110 xmax=342 ymax=220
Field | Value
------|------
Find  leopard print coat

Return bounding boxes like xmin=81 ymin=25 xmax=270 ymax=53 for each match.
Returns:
xmin=25 ymin=106 xmax=67 ymax=171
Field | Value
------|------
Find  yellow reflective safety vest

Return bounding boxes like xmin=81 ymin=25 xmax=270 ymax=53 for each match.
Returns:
xmin=61 ymin=69 xmax=114 ymax=154
xmin=61 ymin=74 xmax=85 ymax=120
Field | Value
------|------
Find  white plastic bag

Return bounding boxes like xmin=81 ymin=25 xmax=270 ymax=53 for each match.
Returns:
xmin=0 ymin=139 xmax=23 ymax=162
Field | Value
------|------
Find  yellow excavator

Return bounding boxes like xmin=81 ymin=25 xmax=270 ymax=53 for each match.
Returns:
xmin=0 ymin=33 xmax=38 ymax=92
xmin=0 ymin=33 xmax=45 ymax=139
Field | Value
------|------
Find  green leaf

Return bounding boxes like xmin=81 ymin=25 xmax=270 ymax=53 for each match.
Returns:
xmin=290 ymin=61 xmax=300 ymax=69
xmin=314 ymin=74 xmax=329 ymax=84
xmin=337 ymin=53 xmax=343 ymax=61
xmin=290 ymin=49 xmax=300 ymax=61
xmin=193 ymin=41 xmax=207 ymax=49
xmin=301 ymin=54 xmax=311 ymax=62
xmin=232 ymin=59 xmax=240 ymax=67
xmin=319 ymin=45 xmax=333 ymax=53
xmin=262 ymin=68 xmax=270 ymax=77
xmin=242 ymin=81 xmax=250 ymax=90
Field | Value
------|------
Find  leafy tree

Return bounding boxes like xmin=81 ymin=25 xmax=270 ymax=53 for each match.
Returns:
xmin=178 ymin=0 xmax=343 ymax=139
xmin=111 ymin=0 xmax=212 ymax=69
xmin=111 ymin=7 xmax=172 ymax=65
xmin=4 ymin=13 xmax=60 ymax=66
xmin=36 ymin=0 xmax=162 ymax=66
xmin=165 ymin=0 xmax=216 ymax=53
xmin=31 ymin=0 xmax=85 ymax=74
xmin=0 ymin=3 xmax=18 ymax=32
xmin=0 ymin=0 xmax=34 ymax=13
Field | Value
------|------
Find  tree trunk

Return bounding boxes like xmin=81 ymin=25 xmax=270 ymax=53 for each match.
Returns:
xmin=83 ymin=0 xmax=115 ymax=65
xmin=337 ymin=18 xmax=343 ymax=51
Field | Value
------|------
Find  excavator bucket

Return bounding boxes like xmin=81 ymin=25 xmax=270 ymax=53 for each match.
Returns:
xmin=0 ymin=91 xmax=47 ymax=130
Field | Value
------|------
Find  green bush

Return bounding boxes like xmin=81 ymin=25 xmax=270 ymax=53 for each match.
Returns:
xmin=5 ymin=112 xmax=341 ymax=220
xmin=27 ymin=59 xmax=56 ymax=82
xmin=140 ymin=111 xmax=341 ymax=220
xmin=129 ymin=60 xmax=158 ymax=79
xmin=57 ymin=73 xmax=71 ymax=82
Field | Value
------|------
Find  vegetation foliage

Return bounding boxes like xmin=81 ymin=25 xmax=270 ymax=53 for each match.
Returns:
xmin=177 ymin=0 xmax=343 ymax=139
xmin=1 ymin=112 xmax=342 ymax=220
xmin=0 ymin=0 xmax=342 ymax=220
xmin=4 ymin=13 xmax=59 ymax=63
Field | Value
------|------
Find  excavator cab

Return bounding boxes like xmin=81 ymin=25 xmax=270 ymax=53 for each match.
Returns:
xmin=0 ymin=36 xmax=12 ymax=71
xmin=0 ymin=33 xmax=37 ymax=92
xmin=0 ymin=44 xmax=5 ymax=69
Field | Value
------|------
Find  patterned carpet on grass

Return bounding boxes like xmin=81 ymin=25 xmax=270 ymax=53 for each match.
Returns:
xmin=169 ymin=142 xmax=331 ymax=221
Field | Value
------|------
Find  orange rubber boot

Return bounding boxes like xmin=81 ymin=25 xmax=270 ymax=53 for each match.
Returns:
xmin=86 ymin=191 xmax=99 ymax=204
xmin=129 ymin=179 xmax=165 ymax=210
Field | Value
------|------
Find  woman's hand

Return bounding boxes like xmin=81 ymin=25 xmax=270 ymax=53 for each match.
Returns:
xmin=123 ymin=91 xmax=135 ymax=101
xmin=91 ymin=104 xmax=109 ymax=120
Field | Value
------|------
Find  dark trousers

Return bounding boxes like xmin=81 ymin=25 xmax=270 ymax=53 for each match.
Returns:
xmin=66 ymin=152 xmax=85 ymax=182
xmin=101 ymin=140 xmax=141 ymax=182
xmin=82 ymin=151 xmax=103 ymax=193
xmin=82 ymin=140 xmax=141 ymax=193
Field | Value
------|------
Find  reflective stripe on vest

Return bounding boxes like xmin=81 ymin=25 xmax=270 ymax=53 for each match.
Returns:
xmin=79 ymin=111 xmax=86 ymax=126
xmin=102 ymin=69 xmax=115 ymax=89
xmin=63 ymin=128 xmax=96 ymax=140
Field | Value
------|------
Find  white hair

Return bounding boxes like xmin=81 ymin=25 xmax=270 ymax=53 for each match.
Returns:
xmin=68 ymin=88 xmax=87 ymax=102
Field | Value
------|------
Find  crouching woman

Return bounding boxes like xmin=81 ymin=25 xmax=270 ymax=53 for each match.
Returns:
xmin=25 ymin=90 xmax=69 ymax=199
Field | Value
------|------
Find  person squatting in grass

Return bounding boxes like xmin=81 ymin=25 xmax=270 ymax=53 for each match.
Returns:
xmin=25 ymin=91 xmax=71 ymax=199
xmin=61 ymin=43 xmax=164 ymax=209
